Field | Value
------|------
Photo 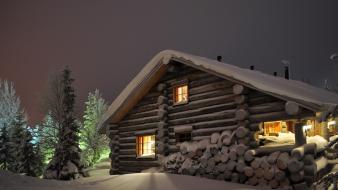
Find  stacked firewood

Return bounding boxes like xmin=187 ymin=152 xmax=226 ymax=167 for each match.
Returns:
xmin=244 ymin=143 xmax=329 ymax=189
xmin=161 ymin=131 xmax=256 ymax=184
xmin=161 ymin=131 xmax=328 ymax=189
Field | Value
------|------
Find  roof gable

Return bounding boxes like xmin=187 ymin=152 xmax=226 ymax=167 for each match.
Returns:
xmin=98 ymin=50 xmax=338 ymax=133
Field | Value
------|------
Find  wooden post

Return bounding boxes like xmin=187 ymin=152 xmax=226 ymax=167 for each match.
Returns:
xmin=321 ymin=121 xmax=329 ymax=141
xmin=108 ymin=124 xmax=119 ymax=174
xmin=157 ymin=83 xmax=169 ymax=156
xmin=294 ymin=120 xmax=306 ymax=146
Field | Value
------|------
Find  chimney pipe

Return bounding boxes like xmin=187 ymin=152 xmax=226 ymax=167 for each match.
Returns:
xmin=284 ymin=66 xmax=289 ymax=80
xmin=273 ymin=72 xmax=278 ymax=76
xmin=250 ymin=65 xmax=254 ymax=70
xmin=282 ymin=60 xmax=290 ymax=80
xmin=217 ymin=56 xmax=222 ymax=62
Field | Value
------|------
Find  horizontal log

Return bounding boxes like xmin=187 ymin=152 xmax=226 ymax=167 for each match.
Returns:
xmin=248 ymin=102 xmax=285 ymax=114
xmin=119 ymin=143 xmax=135 ymax=149
xmin=119 ymin=115 xmax=160 ymax=127
xmin=130 ymin=103 xmax=158 ymax=114
xmin=161 ymin=69 xmax=207 ymax=84
xmin=192 ymin=136 xmax=210 ymax=141
xmin=135 ymin=129 xmax=157 ymax=136
xmin=244 ymin=145 xmax=295 ymax=162
xmin=168 ymin=103 xmax=237 ymax=120
xmin=134 ymin=96 xmax=158 ymax=107
xmin=192 ymin=118 xmax=238 ymax=130
xmin=248 ymin=95 xmax=280 ymax=106
xmin=119 ymin=122 xmax=158 ymax=133
xmin=168 ymin=95 xmax=236 ymax=113
xmin=168 ymin=110 xmax=236 ymax=126
xmin=188 ymin=88 xmax=233 ymax=102
xmin=119 ymin=149 xmax=136 ymax=155
xmin=119 ymin=136 xmax=136 ymax=143
xmin=189 ymin=75 xmax=224 ymax=88
xmin=125 ymin=109 xmax=158 ymax=120
xmin=173 ymin=125 xmax=193 ymax=133
xmin=189 ymin=81 xmax=234 ymax=95
xmin=192 ymin=125 xmax=238 ymax=137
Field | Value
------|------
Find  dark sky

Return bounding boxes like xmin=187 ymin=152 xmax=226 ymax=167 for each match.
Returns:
xmin=1 ymin=0 xmax=338 ymax=125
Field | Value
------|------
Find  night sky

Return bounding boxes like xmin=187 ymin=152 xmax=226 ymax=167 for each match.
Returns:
xmin=1 ymin=0 xmax=338 ymax=125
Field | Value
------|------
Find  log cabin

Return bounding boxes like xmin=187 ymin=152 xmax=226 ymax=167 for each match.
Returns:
xmin=98 ymin=50 xmax=338 ymax=189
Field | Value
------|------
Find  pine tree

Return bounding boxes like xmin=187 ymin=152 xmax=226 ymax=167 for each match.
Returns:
xmin=7 ymin=112 xmax=42 ymax=176
xmin=44 ymin=67 xmax=84 ymax=180
xmin=0 ymin=124 xmax=10 ymax=169
xmin=38 ymin=112 xmax=59 ymax=163
xmin=7 ymin=112 xmax=27 ymax=173
xmin=0 ymin=79 xmax=21 ymax=129
xmin=81 ymin=89 xmax=108 ymax=166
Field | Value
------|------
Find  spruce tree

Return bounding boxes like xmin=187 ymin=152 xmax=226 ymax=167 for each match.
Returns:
xmin=7 ymin=112 xmax=27 ymax=173
xmin=44 ymin=67 xmax=83 ymax=180
xmin=7 ymin=112 xmax=42 ymax=176
xmin=81 ymin=89 xmax=108 ymax=166
xmin=0 ymin=124 xmax=10 ymax=169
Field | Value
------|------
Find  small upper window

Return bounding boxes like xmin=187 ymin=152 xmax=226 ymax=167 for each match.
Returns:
xmin=136 ymin=135 xmax=155 ymax=158
xmin=175 ymin=132 xmax=192 ymax=143
xmin=173 ymin=85 xmax=188 ymax=104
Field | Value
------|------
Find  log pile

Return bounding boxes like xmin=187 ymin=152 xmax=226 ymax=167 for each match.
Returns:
xmin=161 ymin=130 xmax=327 ymax=189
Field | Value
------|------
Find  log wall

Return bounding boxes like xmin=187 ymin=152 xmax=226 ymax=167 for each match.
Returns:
xmin=108 ymin=62 xmax=319 ymax=186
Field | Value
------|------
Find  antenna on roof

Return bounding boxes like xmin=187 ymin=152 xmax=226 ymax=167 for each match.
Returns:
xmin=217 ymin=56 xmax=222 ymax=62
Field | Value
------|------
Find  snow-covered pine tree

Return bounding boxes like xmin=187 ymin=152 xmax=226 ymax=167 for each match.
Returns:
xmin=7 ymin=111 xmax=42 ymax=176
xmin=43 ymin=67 xmax=84 ymax=180
xmin=38 ymin=112 xmax=59 ymax=163
xmin=81 ymin=89 xmax=108 ymax=166
xmin=0 ymin=124 xmax=10 ymax=169
xmin=0 ymin=79 xmax=21 ymax=129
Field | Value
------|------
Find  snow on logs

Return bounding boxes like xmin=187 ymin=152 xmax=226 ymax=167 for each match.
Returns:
xmin=161 ymin=128 xmax=328 ymax=189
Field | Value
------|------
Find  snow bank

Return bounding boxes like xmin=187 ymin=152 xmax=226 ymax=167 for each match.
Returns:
xmin=0 ymin=170 xmax=260 ymax=190
xmin=260 ymin=132 xmax=328 ymax=151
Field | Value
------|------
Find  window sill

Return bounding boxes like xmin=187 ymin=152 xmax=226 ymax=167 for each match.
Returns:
xmin=136 ymin=155 xmax=156 ymax=159
xmin=173 ymin=101 xmax=188 ymax=106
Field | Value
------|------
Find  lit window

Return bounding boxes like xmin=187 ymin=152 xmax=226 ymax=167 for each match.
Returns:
xmin=174 ymin=85 xmax=188 ymax=104
xmin=136 ymin=135 xmax=155 ymax=157
xmin=263 ymin=121 xmax=294 ymax=136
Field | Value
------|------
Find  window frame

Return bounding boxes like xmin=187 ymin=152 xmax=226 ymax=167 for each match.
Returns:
xmin=136 ymin=134 xmax=156 ymax=159
xmin=175 ymin=132 xmax=192 ymax=143
xmin=173 ymin=84 xmax=189 ymax=105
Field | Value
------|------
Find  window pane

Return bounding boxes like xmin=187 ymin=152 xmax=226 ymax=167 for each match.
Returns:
xmin=137 ymin=135 xmax=155 ymax=157
xmin=174 ymin=85 xmax=188 ymax=104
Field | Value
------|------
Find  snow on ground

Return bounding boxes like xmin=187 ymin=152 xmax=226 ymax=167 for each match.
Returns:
xmin=0 ymin=170 xmax=262 ymax=190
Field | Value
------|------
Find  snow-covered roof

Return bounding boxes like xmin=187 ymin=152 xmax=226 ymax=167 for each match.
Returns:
xmin=98 ymin=50 xmax=338 ymax=133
